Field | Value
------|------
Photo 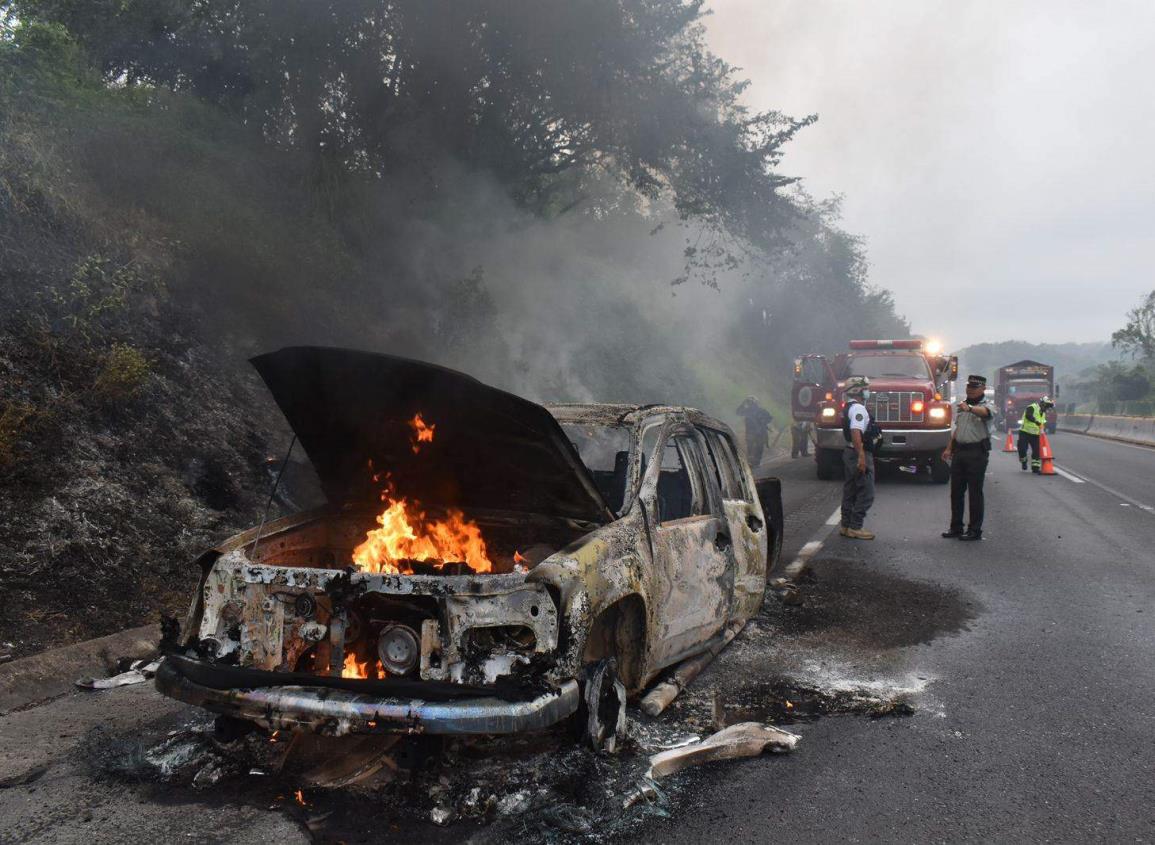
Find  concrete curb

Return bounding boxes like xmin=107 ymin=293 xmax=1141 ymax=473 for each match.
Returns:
xmin=1059 ymin=413 xmax=1155 ymax=448
xmin=0 ymin=624 xmax=160 ymax=715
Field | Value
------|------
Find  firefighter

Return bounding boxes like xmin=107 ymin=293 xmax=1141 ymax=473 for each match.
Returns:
xmin=840 ymin=377 xmax=876 ymax=540
xmin=790 ymin=420 xmax=812 ymax=459
xmin=942 ymin=374 xmax=998 ymax=541
xmin=736 ymin=396 xmax=774 ymax=467
xmin=1017 ymin=395 xmax=1054 ymax=474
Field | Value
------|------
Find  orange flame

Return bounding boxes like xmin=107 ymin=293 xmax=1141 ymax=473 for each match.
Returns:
xmin=513 ymin=550 xmax=527 ymax=564
xmin=352 ymin=495 xmax=493 ymax=575
xmin=294 ymin=789 xmax=307 ymax=806
xmin=342 ymin=651 xmax=384 ymax=679
xmin=409 ymin=413 xmax=435 ymax=454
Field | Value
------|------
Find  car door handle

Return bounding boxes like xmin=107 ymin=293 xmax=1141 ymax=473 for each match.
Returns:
xmin=746 ymin=515 xmax=763 ymax=532
xmin=714 ymin=532 xmax=732 ymax=551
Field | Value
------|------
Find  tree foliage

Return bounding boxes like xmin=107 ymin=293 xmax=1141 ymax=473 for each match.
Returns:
xmin=1111 ymin=289 xmax=1155 ymax=361
xmin=9 ymin=0 xmax=812 ymax=249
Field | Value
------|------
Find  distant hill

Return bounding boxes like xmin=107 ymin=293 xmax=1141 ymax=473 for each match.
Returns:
xmin=956 ymin=341 xmax=1119 ymax=387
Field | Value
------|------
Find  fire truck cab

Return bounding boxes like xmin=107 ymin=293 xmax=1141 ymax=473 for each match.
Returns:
xmin=793 ymin=339 xmax=959 ymax=482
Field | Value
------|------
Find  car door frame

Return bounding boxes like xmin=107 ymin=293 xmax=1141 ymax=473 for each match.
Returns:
xmin=637 ymin=418 xmax=736 ymax=670
xmin=698 ymin=426 xmax=768 ymax=621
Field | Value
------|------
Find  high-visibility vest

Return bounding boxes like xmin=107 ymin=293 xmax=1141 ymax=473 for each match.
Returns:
xmin=1019 ymin=402 xmax=1046 ymax=435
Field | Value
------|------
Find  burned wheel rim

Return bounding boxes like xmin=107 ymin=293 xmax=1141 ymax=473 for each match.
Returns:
xmin=581 ymin=658 xmax=627 ymax=753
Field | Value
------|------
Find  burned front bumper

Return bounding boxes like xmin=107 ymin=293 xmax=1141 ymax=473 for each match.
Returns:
xmin=156 ymin=656 xmax=580 ymax=737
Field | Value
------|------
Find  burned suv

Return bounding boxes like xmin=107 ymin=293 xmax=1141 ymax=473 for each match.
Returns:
xmin=157 ymin=348 xmax=783 ymax=748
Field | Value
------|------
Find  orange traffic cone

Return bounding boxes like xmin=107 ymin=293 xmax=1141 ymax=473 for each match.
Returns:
xmin=1003 ymin=430 xmax=1015 ymax=452
xmin=1040 ymin=432 xmax=1056 ymax=475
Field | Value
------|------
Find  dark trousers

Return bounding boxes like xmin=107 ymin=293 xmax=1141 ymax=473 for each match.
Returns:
xmin=949 ymin=446 xmax=989 ymax=532
xmin=841 ymin=449 xmax=875 ymax=529
xmin=790 ymin=423 xmax=810 ymax=457
xmin=746 ymin=434 xmax=766 ymax=467
xmin=1018 ymin=431 xmax=1040 ymax=468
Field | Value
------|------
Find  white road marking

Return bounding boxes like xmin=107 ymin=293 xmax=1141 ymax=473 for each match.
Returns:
xmin=783 ymin=506 xmax=842 ymax=579
xmin=1054 ymin=464 xmax=1155 ymax=518
xmin=1052 ymin=465 xmax=1085 ymax=484
xmin=797 ymin=540 xmax=825 ymax=558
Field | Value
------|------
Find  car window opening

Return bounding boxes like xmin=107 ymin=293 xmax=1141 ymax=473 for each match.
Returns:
xmin=560 ymin=423 xmax=633 ymax=515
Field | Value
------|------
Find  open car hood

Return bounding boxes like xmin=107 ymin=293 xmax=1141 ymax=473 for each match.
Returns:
xmin=251 ymin=347 xmax=612 ymax=524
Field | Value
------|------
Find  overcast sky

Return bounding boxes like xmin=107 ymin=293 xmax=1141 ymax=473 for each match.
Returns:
xmin=704 ymin=0 xmax=1155 ymax=350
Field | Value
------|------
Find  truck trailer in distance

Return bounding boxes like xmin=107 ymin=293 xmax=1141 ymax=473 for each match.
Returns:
xmin=995 ymin=360 xmax=1057 ymax=433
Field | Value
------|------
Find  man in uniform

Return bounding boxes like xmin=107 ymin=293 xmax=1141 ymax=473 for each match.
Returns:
xmin=942 ymin=374 xmax=998 ymax=541
xmin=736 ymin=395 xmax=774 ymax=467
xmin=1017 ymin=395 xmax=1054 ymax=473
xmin=840 ymin=377 xmax=876 ymax=540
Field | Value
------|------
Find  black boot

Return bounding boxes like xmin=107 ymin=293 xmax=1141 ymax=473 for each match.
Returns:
xmin=959 ymin=529 xmax=983 ymax=541
xmin=941 ymin=529 xmax=963 ymax=538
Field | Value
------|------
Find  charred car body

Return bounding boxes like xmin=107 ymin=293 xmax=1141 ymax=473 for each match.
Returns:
xmin=158 ymin=348 xmax=783 ymax=746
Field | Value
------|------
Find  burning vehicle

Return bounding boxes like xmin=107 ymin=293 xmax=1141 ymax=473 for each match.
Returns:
xmin=157 ymin=347 xmax=783 ymax=749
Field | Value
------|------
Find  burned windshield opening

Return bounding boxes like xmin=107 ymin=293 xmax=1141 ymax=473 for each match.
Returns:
xmin=560 ymin=423 xmax=633 ymax=515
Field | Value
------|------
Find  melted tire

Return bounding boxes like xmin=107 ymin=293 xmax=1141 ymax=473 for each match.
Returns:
xmin=574 ymin=658 xmax=627 ymax=753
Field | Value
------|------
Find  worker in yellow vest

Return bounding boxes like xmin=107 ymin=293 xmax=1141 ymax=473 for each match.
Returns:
xmin=1017 ymin=396 xmax=1054 ymax=474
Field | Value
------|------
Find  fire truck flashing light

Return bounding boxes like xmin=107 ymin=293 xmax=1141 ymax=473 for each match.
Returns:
xmin=848 ymin=339 xmax=925 ymax=350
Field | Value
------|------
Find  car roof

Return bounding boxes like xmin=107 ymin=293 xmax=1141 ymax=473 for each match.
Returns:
xmin=546 ymin=403 xmax=736 ymax=437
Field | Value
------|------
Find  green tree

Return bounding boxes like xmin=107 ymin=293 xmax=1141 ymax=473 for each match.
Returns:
xmin=1092 ymin=361 xmax=1150 ymax=404
xmin=1111 ymin=290 xmax=1155 ymax=361
xmin=8 ymin=0 xmax=812 ymax=253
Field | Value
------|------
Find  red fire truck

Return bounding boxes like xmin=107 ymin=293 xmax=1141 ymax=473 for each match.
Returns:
xmin=793 ymin=339 xmax=959 ymax=482
xmin=994 ymin=360 xmax=1057 ymax=434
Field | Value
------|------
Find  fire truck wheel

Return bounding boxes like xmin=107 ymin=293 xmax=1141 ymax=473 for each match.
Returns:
xmin=816 ymin=448 xmax=843 ymax=480
xmin=930 ymin=457 xmax=950 ymax=484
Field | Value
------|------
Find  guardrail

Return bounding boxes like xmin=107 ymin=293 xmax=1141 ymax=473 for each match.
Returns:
xmin=1059 ymin=413 xmax=1155 ymax=447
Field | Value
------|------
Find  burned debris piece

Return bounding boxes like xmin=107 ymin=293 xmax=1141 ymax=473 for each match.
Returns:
xmin=156 ymin=349 xmax=783 ymax=749
xmin=647 ymin=722 xmax=800 ymax=779
xmin=76 ymin=658 xmax=161 ymax=690
xmin=622 ymin=723 xmax=799 ymax=810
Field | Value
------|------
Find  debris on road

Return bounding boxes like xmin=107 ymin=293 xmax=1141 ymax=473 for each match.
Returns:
xmin=646 ymin=722 xmax=800 ymax=780
xmin=75 ymin=658 xmax=161 ymax=690
xmin=284 ymin=733 xmax=400 ymax=788
xmin=622 ymin=722 xmax=799 ymax=810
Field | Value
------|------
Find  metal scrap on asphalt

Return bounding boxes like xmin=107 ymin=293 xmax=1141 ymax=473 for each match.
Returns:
xmin=75 ymin=658 xmax=161 ymax=689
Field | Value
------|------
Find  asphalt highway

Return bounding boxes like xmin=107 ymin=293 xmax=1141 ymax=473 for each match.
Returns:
xmin=1 ymin=432 xmax=1152 ymax=843
xmin=633 ymin=431 xmax=1155 ymax=843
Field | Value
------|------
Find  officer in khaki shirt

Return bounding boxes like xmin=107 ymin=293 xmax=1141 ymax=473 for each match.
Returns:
xmin=941 ymin=374 xmax=998 ymax=541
